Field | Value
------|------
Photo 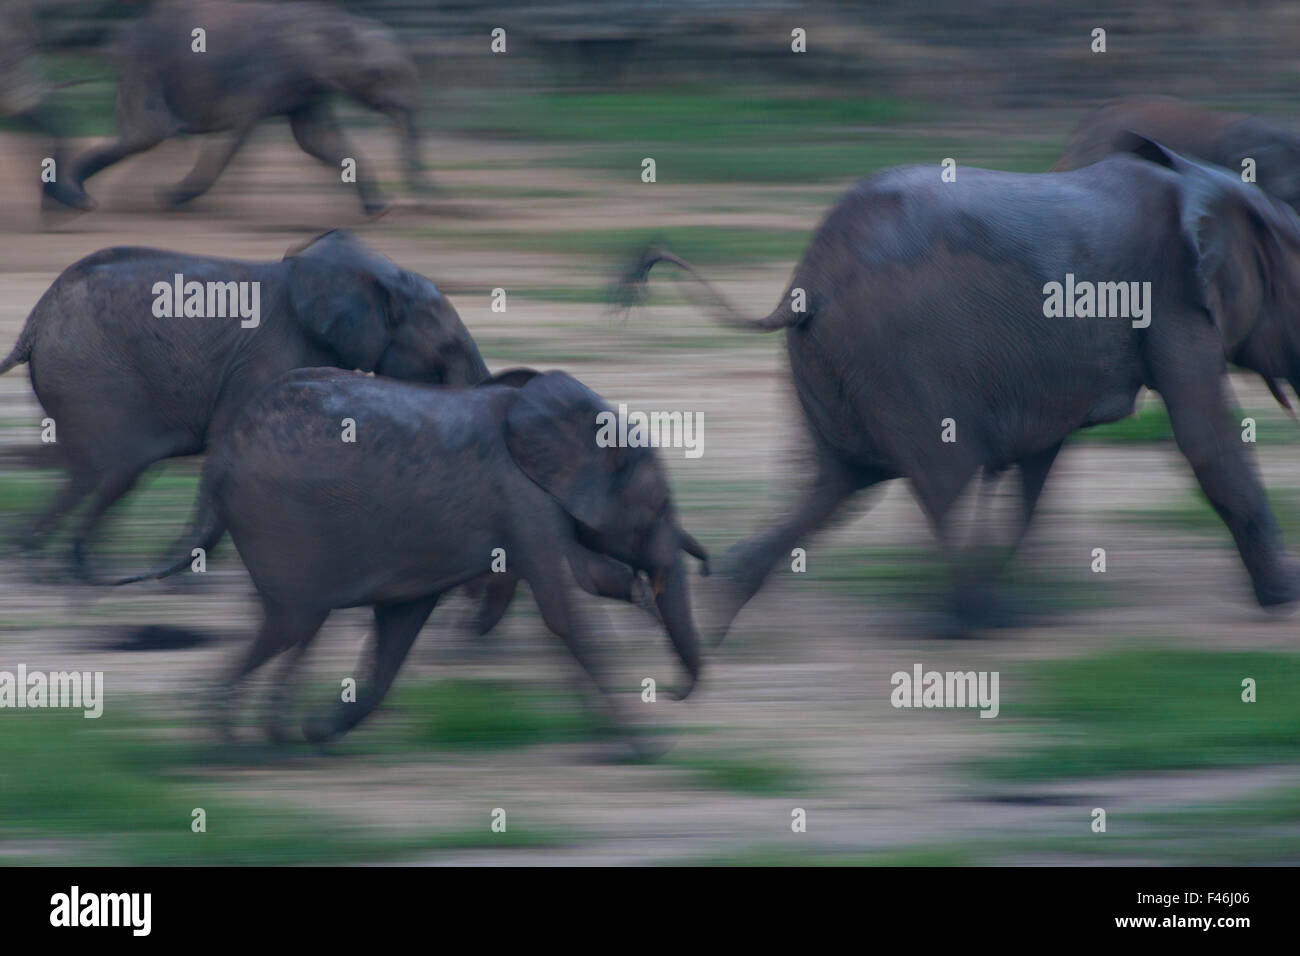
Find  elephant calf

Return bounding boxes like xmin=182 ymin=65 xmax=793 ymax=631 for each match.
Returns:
xmin=60 ymin=0 xmax=430 ymax=214
xmin=119 ymin=368 xmax=709 ymax=745
xmin=624 ymin=137 xmax=1300 ymax=636
xmin=0 ymin=230 xmax=488 ymax=578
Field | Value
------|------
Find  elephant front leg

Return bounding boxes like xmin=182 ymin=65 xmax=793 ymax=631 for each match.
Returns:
xmin=1161 ymin=368 xmax=1300 ymax=607
xmin=288 ymin=102 xmax=389 ymax=216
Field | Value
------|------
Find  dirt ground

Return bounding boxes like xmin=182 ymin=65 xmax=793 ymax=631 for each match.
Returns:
xmin=1 ymin=129 xmax=1298 ymax=865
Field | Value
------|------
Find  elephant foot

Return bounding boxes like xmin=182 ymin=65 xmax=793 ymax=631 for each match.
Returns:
xmin=265 ymin=720 xmax=297 ymax=746
xmin=696 ymin=542 xmax=770 ymax=645
xmin=362 ymin=196 xmax=393 ymax=219
xmin=1253 ymin=558 xmax=1300 ymax=611
xmin=301 ymin=709 xmax=349 ymax=745
xmin=41 ymin=181 xmax=95 ymax=213
xmin=946 ymin=581 xmax=1024 ymax=632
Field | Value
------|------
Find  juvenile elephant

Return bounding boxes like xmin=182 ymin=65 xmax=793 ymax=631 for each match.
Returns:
xmin=61 ymin=0 xmax=429 ymax=214
xmin=1054 ymin=96 xmax=1300 ymax=211
xmin=622 ymin=138 xmax=1300 ymax=636
xmin=0 ymin=229 xmax=488 ymax=577
xmin=118 ymin=367 xmax=709 ymax=745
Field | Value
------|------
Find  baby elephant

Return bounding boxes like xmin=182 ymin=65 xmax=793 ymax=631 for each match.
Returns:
xmin=119 ymin=367 xmax=708 ymax=745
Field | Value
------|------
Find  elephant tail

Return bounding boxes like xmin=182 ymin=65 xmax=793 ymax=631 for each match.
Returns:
xmin=613 ymin=245 xmax=802 ymax=332
xmin=0 ymin=323 xmax=33 ymax=375
xmin=111 ymin=475 xmax=226 ymax=586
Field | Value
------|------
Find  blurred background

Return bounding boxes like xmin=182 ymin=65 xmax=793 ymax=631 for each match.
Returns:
xmin=2 ymin=0 xmax=1300 ymax=865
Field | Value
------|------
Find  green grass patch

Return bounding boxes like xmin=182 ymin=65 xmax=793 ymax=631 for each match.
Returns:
xmin=1075 ymin=400 xmax=1298 ymax=445
xmin=814 ymin=545 xmax=1121 ymax=611
xmin=984 ymin=648 xmax=1300 ymax=781
xmin=383 ymin=679 xmax=606 ymax=751
xmin=442 ymin=88 xmax=924 ymax=145
xmin=0 ymin=707 xmax=562 ymax=864
xmin=0 ymin=462 xmax=199 ymax=559
xmin=663 ymin=749 xmax=806 ymax=796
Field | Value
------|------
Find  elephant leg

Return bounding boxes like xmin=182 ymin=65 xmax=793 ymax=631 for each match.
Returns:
xmin=1013 ymin=441 xmax=1062 ymax=551
xmin=10 ymin=104 xmax=92 ymax=210
xmin=466 ymin=573 xmax=518 ymax=636
xmin=910 ymin=457 xmax=988 ymax=632
xmin=1159 ymin=370 xmax=1300 ymax=607
xmin=69 ymin=78 xmax=176 ymax=198
xmin=524 ymin=557 xmax=621 ymax=710
xmin=65 ymin=460 xmax=154 ymax=582
xmin=710 ymin=456 xmax=880 ymax=642
xmin=303 ymin=595 xmax=438 ymax=742
xmin=162 ymin=124 xmax=256 ymax=207
xmin=287 ymin=102 xmax=388 ymax=216
xmin=12 ymin=468 xmax=96 ymax=559
xmin=218 ymin=603 xmax=329 ymax=740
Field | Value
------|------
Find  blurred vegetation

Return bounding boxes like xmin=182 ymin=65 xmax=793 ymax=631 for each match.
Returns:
xmin=0 ymin=707 xmax=564 ymax=864
xmin=985 ymin=649 xmax=1300 ymax=781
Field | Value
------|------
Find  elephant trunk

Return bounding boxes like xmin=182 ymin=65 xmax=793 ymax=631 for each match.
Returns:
xmin=654 ymin=559 xmax=702 ymax=700
xmin=396 ymin=106 xmax=432 ymax=193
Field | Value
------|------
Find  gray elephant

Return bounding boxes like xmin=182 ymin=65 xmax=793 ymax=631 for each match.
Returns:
xmin=1054 ymin=96 xmax=1300 ymax=211
xmin=621 ymin=137 xmax=1300 ymax=636
xmin=0 ymin=230 xmax=487 ymax=577
xmin=118 ymin=367 xmax=709 ymax=746
xmin=62 ymin=0 xmax=428 ymax=214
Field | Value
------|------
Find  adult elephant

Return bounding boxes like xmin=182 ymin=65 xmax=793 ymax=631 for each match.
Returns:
xmin=1054 ymin=96 xmax=1300 ymax=211
xmin=60 ymin=0 xmax=429 ymax=214
xmin=117 ymin=368 xmax=710 ymax=747
xmin=0 ymin=229 xmax=488 ymax=577
xmin=621 ymin=138 xmax=1300 ymax=637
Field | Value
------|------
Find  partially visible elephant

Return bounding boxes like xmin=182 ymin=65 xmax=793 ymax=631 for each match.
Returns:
xmin=0 ymin=0 xmax=86 ymax=210
xmin=64 ymin=0 xmax=429 ymax=214
xmin=0 ymin=229 xmax=488 ymax=577
xmin=621 ymin=137 xmax=1300 ymax=637
xmin=1054 ymin=96 xmax=1300 ymax=211
xmin=118 ymin=367 xmax=709 ymax=747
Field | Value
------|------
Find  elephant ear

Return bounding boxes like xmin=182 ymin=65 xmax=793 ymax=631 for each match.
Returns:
xmin=481 ymin=367 xmax=543 ymax=389
xmin=284 ymin=230 xmax=401 ymax=371
xmin=1121 ymin=134 xmax=1274 ymax=350
xmin=504 ymin=372 xmax=635 ymax=532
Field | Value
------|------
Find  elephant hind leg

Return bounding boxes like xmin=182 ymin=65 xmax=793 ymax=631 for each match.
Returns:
xmin=65 ymin=459 xmax=157 ymax=582
xmin=219 ymin=602 xmax=329 ymax=740
xmin=12 ymin=467 xmax=96 ymax=560
xmin=303 ymin=595 xmax=438 ymax=743
xmin=710 ymin=456 xmax=884 ymax=642
xmin=162 ymin=123 xmax=257 ymax=207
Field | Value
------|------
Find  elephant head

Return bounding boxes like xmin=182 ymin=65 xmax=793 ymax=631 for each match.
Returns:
xmin=1217 ymin=119 xmax=1300 ymax=213
xmin=1125 ymin=136 xmax=1300 ymax=408
xmin=284 ymin=230 xmax=488 ymax=385
xmin=504 ymin=372 xmax=709 ymax=698
xmin=308 ymin=13 xmax=426 ymax=190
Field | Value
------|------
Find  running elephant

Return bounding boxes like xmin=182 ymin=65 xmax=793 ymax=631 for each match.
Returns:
xmin=0 ymin=229 xmax=487 ymax=577
xmin=117 ymin=367 xmax=709 ymax=747
xmin=621 ymin=138 xmax=1300 ymax=637
xmin=63 ymin=0 xmax=430 ymax=214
